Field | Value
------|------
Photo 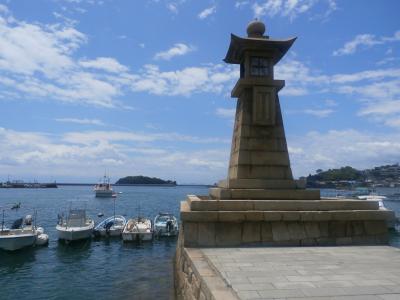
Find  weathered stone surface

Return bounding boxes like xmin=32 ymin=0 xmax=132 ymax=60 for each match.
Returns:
xmin=216 ymin=223 xmax=242 ymax=246
xmin=351 ymin=221 xmax=365 ymax=236
xmin=336 ymin=237 xmax=353 ymax=245
xmin=271 ymin=222 xmax=290 ymax=241
xmin=329 ymin=221 xmax=347 ymax=237
xmin=244 ymin=211 xmax=264 ymax=221
xmin=218 ymin=212 xmax=246 ymax=222
xmin=288 ymin=222 xmax=307 ymax=240
xmin=261 ymin=222 xmax=273 ymax=242
xmin=242 ymin=222 xmax=261 ymax=244
xmin=301 ymin=238 xmax=317 ymax=246
xmin=263 ymin=211 xmax=282 ymax=221
xmin=364 ymin=220 xmax=388 ymax=235
xmin=197 ymin=223 xmax=216 ymax=247
xmin=304 ymin=222 xmax=320 ymax=238
xmin=281 ymin=211 xmax=301 ymax=221
xmin=319 ymin=222 xmax=329 ymax=237
xmin=183 ymin=223 xmax=198 ymax=247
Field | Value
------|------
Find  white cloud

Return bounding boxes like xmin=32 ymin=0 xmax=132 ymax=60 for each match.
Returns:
xmin=0 ymin=6 xmax=132 ymax=107
xmin=235 ymin=1 xmax=249 ymax=8
xmin=325 ymin=99 xmax=337 ymax=107
xmin=167 ymin=3 xmax=178 ymax=13
xmin=252 ymin=0 xmax=336 ymax=20
xmin=333 ymin=30 xmax=400 ymax=56
xmin=198 ymin=6 xmax=216 ymax=19
xmin=358 ymin=100 xmax=400 ymax=117
xmin=79 ymin=57 xmax=129 ymax=73
xmin=215 ymin=108 xmax=235 ymax=118
xmin=154 ymin=43 xmax=195 ymax=60
xmin=164 ymin=0 xmax=186 ymax=14
xmin=0 ymin=6 xmax=238 ymax=108
xmin=303 ymin=109 xmax=334 ymax=118
xmin=130 ymin=64 xmax=238 ymax=96
xmin=288 ymin=129 xmax=400 ymax=177
xmin=55 ymin=118 xmax=105 ymax=126
xmin=331 ymin=68 xmax=400 ymax=83
xmin=0 ymin=127 xmax=229 ymax=184
xmin=385 ymin=118 xmax=400 ymax=128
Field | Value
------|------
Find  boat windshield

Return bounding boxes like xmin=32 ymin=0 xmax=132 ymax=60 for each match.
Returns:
xmin=157 ymin=216 xmax=171 ymax=222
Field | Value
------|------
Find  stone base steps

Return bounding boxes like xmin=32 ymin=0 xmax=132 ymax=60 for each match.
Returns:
xmin=181 ymin=201 xmax=394 ymax=223
xmin=187 ymin=195 xmax=380 ymax=211
xmin=209 ymin=187 xmax=320 ymax=200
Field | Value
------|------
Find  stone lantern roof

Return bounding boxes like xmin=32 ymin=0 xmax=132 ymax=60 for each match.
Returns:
xmin=224 ymin=20 xmax=297 ymax=65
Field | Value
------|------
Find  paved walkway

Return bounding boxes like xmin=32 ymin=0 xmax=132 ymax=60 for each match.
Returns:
xmin=201 ymin=246 xmax=400 ymax=299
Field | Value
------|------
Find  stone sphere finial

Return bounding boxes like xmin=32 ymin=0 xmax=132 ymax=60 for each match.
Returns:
xmin=246 ymin=19 xmax=266 ymax=38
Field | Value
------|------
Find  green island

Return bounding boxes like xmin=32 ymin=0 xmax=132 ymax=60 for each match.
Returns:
xmin=115 ymin=176 xmax=177 ymax=186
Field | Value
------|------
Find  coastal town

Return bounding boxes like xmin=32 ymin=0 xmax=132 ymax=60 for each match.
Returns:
xmin=304 ymin=163 xmax=400 ymax=189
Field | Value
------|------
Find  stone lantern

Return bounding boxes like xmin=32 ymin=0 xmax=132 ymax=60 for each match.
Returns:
xmin=176 ymin=20 xmax=394 ymax=248
xmin=210 ymin=20 xmax=319 ymax=200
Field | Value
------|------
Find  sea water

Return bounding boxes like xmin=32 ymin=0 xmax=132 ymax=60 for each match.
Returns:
xmin=1 ymin=186 xmax=400 ymax=300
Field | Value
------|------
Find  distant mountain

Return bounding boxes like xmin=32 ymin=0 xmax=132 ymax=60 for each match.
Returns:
xmin=115 ymin=176 xmax=177 ymax=185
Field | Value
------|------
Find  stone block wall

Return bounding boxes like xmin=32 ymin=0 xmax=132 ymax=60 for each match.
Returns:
xmin=182 ymin=220 xmax=389 ymax=247
xmin=174 ymin=229 xmax=238 ymax=300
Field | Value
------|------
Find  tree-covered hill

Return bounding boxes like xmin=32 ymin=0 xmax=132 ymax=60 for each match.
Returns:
xmin=115 ymin=176 xmax=177 ymax=185
xmin=307 ymin=166 xmax=365 ymax=183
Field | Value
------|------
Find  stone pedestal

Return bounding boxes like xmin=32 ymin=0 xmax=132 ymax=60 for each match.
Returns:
xmin=180 ymin=195 xmax=394 ymax=247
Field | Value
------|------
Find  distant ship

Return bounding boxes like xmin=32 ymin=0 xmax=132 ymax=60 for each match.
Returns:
xmin=93 ymin=175 xmax=114 ymax=198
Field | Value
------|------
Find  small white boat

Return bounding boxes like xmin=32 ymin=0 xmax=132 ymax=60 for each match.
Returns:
xmin=94 ymin=175 xmax=114 ymax=198
xmin=357 ymin=194 xmax=387 ymax=209
xmin=122 ymin=217 xmax=153 ymax=242
xmin=154 ymin=213 xmax=178 ymax=237
xmin=56 ymin=209 xmax=94 ymax=241
xmin=0 ymin=214 xmax=48 ymax=251
xmin=93 ymin=215 xmax=126 ymax=237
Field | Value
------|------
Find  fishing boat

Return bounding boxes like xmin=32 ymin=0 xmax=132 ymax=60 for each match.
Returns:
xmin=93 ymin=215 xmax=126 ymax=237
xmin=0 ymin=213 xmax=48 ymax=251
xmin=56 ymin=209 xmax=94 ymax=241
xmin=94 ymin=175 xmax=114 ymax=198
xmin=122 ymin=217 xmax=153 ymax=242
xmin=154 ymin=213 xmax=178 ymax=237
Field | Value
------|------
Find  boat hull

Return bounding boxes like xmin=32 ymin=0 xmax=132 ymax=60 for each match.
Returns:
xmin=122 ymin=232 xmax=153 ymax=242
xmin=56 ymin=226 xmax=93 ymax=241
xmin=0 ymin=234 xmax=36 ymax=251
xmin=95 ymin=191 xmax=114 ymax=198
xmin=94 ymin=228 xmax=123 ymax=237
xmin=155 ymin=229 xmax=178 ymax=237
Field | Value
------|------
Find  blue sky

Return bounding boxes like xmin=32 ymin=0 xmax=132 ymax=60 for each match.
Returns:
xmin=0 ymin=0 xmax=399 ymax=184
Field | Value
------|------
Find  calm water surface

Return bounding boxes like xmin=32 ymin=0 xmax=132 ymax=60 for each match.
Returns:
xmin=0 ymin=185 xmax=208 ymax=300
xmin=1 ymin=186 xmax=400 ymax=300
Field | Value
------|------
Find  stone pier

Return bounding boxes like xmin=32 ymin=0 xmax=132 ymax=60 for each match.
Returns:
xmin=174 ymin=20 xmax=396 ymax=300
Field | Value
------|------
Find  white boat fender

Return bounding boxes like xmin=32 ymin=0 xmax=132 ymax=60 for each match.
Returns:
xmin=36 ymin=233 xmax=49 ymax=246
xmin=36 ymin=227 xmax=44 ymax=234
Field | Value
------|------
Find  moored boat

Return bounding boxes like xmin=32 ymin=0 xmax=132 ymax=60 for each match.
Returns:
xmin=56 ymin=209 xmax=94 ymax=241
xmin=94 ymin=175 xmax=114 ymax=198
xmin=0 ymin=214 xmax=48 ymax=251
xmin=154 ymin=213 xmax=178 ymax=237
xmin=93 ymin=215 xmax=126 ymax=237
xmin=122 ymin=217 xmax=153 ymax=242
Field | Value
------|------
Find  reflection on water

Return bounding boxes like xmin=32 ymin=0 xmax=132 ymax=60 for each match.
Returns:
xmin=0 ymin=247 xmax=36 ymax=273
